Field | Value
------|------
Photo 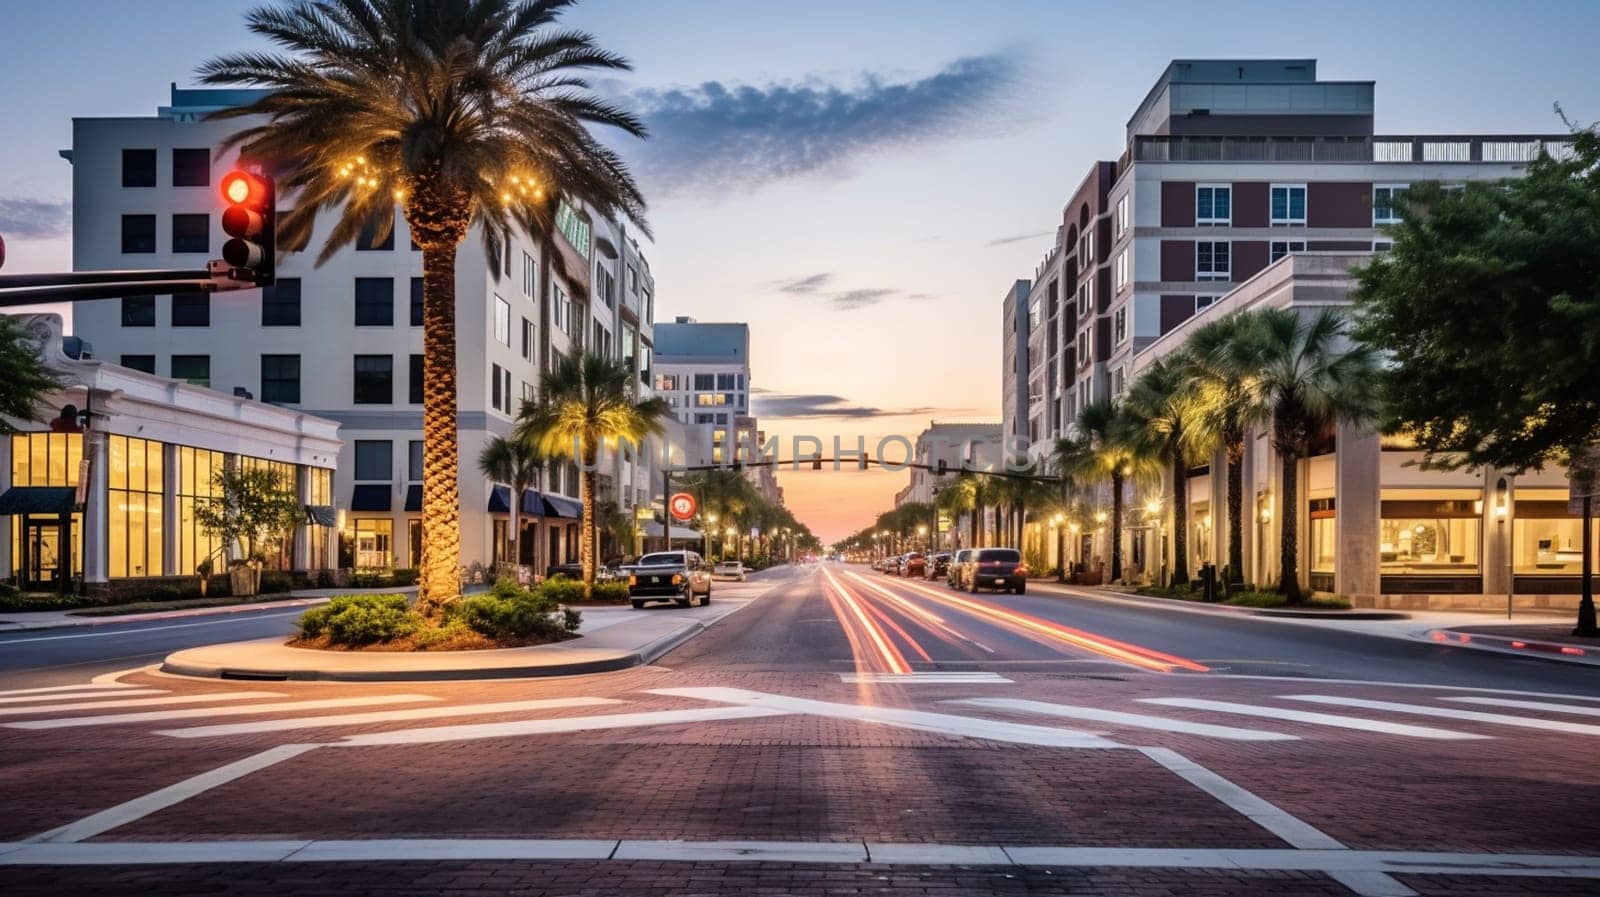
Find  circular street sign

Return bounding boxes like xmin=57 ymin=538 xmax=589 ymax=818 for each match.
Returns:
xmin=0 ymin=232 xmax=7 ymax=270
xmin=669 ymin=492 xmax=697 ymax=521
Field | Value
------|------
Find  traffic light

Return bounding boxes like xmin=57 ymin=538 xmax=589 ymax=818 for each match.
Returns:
xmin=219 ymin=169 xmax=275 ymax=285
xmin=858 ymin=452 xmax=870 ymax=471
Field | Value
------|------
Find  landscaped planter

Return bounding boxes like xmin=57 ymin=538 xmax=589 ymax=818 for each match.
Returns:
xmin=229 ymin=565 xmax=261 ymax=597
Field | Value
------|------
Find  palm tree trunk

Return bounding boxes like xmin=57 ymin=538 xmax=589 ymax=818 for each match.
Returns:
xmin=1110 ymin=470 xmax=1125 ymax=582
xmin=581 ymin=443 xmax=598 ymax=584
xmin=1226 ymin=441 xmax=1245 ymax=585
xmin=1171 ymin=452 xmax=1189 ymax=586
xmin=417 ymin=240 xmax=461 ymax=614
xmin=1276 ymin=427 xmax=1302 ymax=603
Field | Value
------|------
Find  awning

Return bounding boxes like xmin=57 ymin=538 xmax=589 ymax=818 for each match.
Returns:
xmin=488 ymin=486 xmax=545 ymax=515
xmin=350 ymin=484 xmax=392 ymax=512
xmin=642 ymin=520 xmax=701 ymax=540
xmin=542 ymin=493 xmax=583 ymax=519
xmin=0 ymin=486 xmax=76 ymax=516
xmin=305 ymin=504 xmax=336 ymax=526
xmin=405 ymin=484 xmax=422 ymax=513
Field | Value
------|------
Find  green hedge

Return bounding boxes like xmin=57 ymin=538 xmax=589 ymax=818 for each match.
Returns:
xmin=297 ymin=594 xmax=418 ymax=645
xmin=296 ymin=579 xmax=581 ymax=648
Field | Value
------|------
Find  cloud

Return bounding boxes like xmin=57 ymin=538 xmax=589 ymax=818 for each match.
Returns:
xmin=773 ymin=272 xmax=834 ymax=295
xmin=752 ymin=393 xmax=950 ymax=420
xmin=830 ymin=288 xmax=896 ymax=310
xmin=0 ymin=197 xmax=70 ymax=239
xmin=624 ymin=53 xmax=1019 ymax=196
xmin=986 ymin=230 xmax=1053 ymax=247
xmin=765 ymin=274 xmax=934 ymax=311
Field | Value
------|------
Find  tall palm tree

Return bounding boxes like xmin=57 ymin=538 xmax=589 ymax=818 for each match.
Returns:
xmin=1187 ymin=312 xmax=1272 ymax=585
xmin=1118 ymin=354 xmax=1207 ymax=586
xmin=1058 ymin=400 xmax=1151 ymax=582
xmin=516 ymin=352 xmax=669 ymax=583
xmin=476 ymin=434 xmax=543 ymax=573
xmin=935 ymin=477 xmax=977 ymax=550
xmin=201 ymin=0 xmax=649 ymax=612
xmin=1251 ymin=308 xmax=1378 ymax=603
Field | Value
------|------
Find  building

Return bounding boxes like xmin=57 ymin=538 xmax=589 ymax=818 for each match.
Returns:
xmin=652 ymin=318 xmax=751 ymax=458
xmin=896 ymin=421 xmax=1002 ymax=551
xmin=0 ymin=314 xmax=340 ymax=594
xmin=64 ymin=84 xmax=663 ymax=578
xmin=1011 ymin=58 xmax=1580 ymax=608
xmin=999 ymin=280 xmax=1030 ymax=449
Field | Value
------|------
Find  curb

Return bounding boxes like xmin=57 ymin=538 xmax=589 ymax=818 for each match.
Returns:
xmin=0 ymin=597 xmax=333 ymax=633
xmin=1426 ymin=628 xmax=1600 ymax=666
xmin=1028 ymin=582 xmax=1411 ymax=621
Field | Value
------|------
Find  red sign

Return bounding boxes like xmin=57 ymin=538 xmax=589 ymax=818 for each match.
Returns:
xmin=0 ymin=232 xmax=6 ymax=270
xmin=669 ymin=492 xmax=697 ymax=521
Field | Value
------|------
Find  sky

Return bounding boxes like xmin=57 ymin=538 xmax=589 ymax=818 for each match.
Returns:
xmin=2 ymin=0 xmax=1598 ymax=543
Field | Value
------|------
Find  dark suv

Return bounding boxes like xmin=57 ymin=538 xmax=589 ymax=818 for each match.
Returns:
xmin=963 ymin=548 xmax=1029 ymax=594
xmin=924 ymin=552 xmax=952 ymax=581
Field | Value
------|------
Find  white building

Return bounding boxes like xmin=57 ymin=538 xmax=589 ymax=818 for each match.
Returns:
xmin=64 ymin=85 xmax=662 ymax=578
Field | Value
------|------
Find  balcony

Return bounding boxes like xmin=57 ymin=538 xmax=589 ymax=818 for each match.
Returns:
xmin=1127 ymin=134 xmax=1573 ymax=166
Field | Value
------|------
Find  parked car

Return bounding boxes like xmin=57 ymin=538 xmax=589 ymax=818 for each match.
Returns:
xmin=902 ymin=552 xmax=926 ymax=578
xmin=627 ymin=550 xmax=713 ymax=608
xmin=963 ymin=548 xmax=1029 ymax=594
xmin=546 ymin=562 xmax=583 ymax=580
xmin=947 ymin=549 xmax=973 ymax=589
xmin=713 ymin=559 xmax=747 ymax=582
xmin=924 ymin=552 xmax=951 ymax=581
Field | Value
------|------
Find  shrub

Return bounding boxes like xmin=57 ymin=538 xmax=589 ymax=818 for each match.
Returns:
xmin=0 ymin=591 xmax=96 ymax=613
xmin=390 ymin=567 xmax=420 ymax=586
xmin=298 ymin=594 xmax=419 ymax=645
xmin=536 ymin=576 xmax=590 ymax=606
xmin=259 ymin=572 xmax=295 ymax=595
xmin=589 ymin=581 xmax=631 ymax=603
xmin=446 ymin=581 xmax=578 ymax=641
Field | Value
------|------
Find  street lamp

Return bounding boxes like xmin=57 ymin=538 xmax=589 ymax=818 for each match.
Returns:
xmin=917 ymin=524 xmax=928 ymax=551
xmin=1145 ymin=497 xmax=1164 ymax=587
xmin=1052 ymin=513 xmax=1067 ymax=583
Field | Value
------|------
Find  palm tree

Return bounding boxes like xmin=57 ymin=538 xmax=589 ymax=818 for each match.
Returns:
xmin=1057 ymin=401 xmax=1145 ymax=582
xmin=935 ymin=477 xmax=976 ymax=549
xmin=201 ymin=0 xmax=649 ymax=612
xmin=1187 ymin=312 xmax=1272 ymax=585
xmin=1251 ymin=308 xmax=1378 ymax=602
xmin=476 ymin=434 xmax=543 ymax=573
xmin=516 ymin=352 xmax=669 ymax=583
xmin=1118 ymin=354 xmax=1207 ymax=586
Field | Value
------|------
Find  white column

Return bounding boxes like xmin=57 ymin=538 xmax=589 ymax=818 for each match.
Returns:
xmin=162 ymin=443 xmax=178 ymax=578
xmin=293 ymin=465 xmax=311 ymax=571
xmin=1335 ymin=423 xmax=1381 ymax=602
xmin=82 ymin=430 xmax=110 ymax=585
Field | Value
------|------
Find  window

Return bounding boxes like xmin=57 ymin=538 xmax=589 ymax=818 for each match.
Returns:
xmin=1270 ymin=240 xmax=1306 ymax=263
xmin=171 ymin=292 xmax=210 ymax=326
xmin=409 ymin=278 xmax=423 ymax=326
xmin=122 ymin=149 xmax=156 ymax=188
xmin=1513 ymin=490 xmax=1600 ymax=574
xmin=1115 ymin=249 xmax=1130 ymax=291
xmin=693 ymin=373 xmax=715 ymax=391
xmin=1076 ymin=330 xmax=1089 ymax=367
xmin=1115 ymin=195 xmax=1129 ymax=237
xmin=306 ymin=467 xmax=332 ymax=570
xmin=1112 ymin=367 xmax=1126 ymax=397
xmin=171 ymin=355 xmax=210 ymax=387
xmin=176 ymin=446 xmax=223 ymax=579
xmin=1196 ymin=184 xmax=1231 ymax=225
xmin=491 ymin=363 xmax=505 ymax=413
xmin=521 ymin=318 xmax=534 ymax=360
xmin=627 ymin=265 xmax=639 ymax=294
xmin=261 ymin=354 xmax=300 ymax=403
xmin=716 ymin=373 xmax=738 ymax=390
xmin=262 ymin=278 xmax=301 ymax=326
xmin=171 ymin=213 xmax=209 ymax=253
xmin=409 ymin=354 xmax=423 ymax=404
xmin=1078 ymin=228 xmax=1093 ymax=263
xmin=1372 ymin=240 xmax=1394 ymax=253
xmin=522 ymin=381 xmax=536 ymax=403
xmin=696 ymin=393 xmax=728 ymax=406
xmin=494 ymin=295 xmax=511 ymax=345
xmin=1076 ymin=281 xmax=1092 ymax=317
xmin=552 ymin=283 xmax=569 ymax=334
xmin=1195 ymin=241 xmax=1231 ymax=281
xmin=121 ymin=354 xmax=155 ymax=373
xmin=1379 ymin=490 xmax=1481 ymax=574
xmin=356 ymin=216 xmax=394 ymax=251
xmin=1270 ymin=184 xmax=1307 ymax=225
xmin=121 ymin=294 xmax=155 ymax=327
xmin=354 ymin=440 xmax=393 ymax=481
xmin=355 ymin=278 xmax=394 ymax=326
xmin=354 ymin=519 xmax=393 ymax=569
xmin=522 ymin=251 xmax=536 ymax=297
xmin=1113 ymin=307 xmax=1128 ymax=345
xmin=122 ymin=215 xmax=156 ymax=253
xmin=504 ymin=229 xmax=512 ymax=277
xmin=642 ymin=288 xmax=652 ymax=324
xmin=655 ymin=374 xmax=678 ymax=391
xmin=171 ymin=149 xmax=210 ymax=187
xmin=1373 ymin=185 xmax=1408 ymax=225
xmin=107 ymin=435 xmax=164 ymax=578
xmin=405 ymin=440 xmax=423 ymax=482
xmin=555 ymin=202 xmax=591 ymax=258
xmin=353 ymin=355 xmax=393 ymax=404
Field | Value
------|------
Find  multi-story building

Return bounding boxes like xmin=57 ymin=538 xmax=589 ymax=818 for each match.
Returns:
xmin=1011 ymin=58 xmax=1581 ymax=608
xmin=65 ymin=84 xmax=662 ymax=578
xmin=999 ymin=280 xmax=1030 ymax=450
xmin=652 ymin=318 xmax=751 ymax=464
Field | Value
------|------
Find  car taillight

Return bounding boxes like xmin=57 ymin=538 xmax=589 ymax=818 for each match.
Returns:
xmin=1015 ymin=565 xmax=1030 ymax=577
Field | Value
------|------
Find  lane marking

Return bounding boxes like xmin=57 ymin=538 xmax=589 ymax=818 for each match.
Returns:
xmin=0 ymin=611 xmax=305 ymax=643
xmin=1135 ymin=746 xmax=1349 ymax=850
xmin=7 ymin=695 xmax=439 ymax=730
xmin=821 ymin=568 xmax=911 ymax=673
xmin=840 ymin=672 xmax=1013 ymax=684
xmin=613 ymin=840 xmax=867 ymax=863
xmin=1140 ymin=698 xmax=1488 ymax=741
xmin=952 ymin=698 xmax=1296 ymax=742
xmin=1286 ymin=695 xmax=1600 ymax=736
xmin=0 ymin=682 xmax=145 ymax=698
xmin=334 ymin=706 xmax=792 ymax=747
xmin=1445 ymin=696 xmax=1600 ymax=718
xmin=31 ymin=743 xmax=320 ymax=844
xmin=0 ymin=691 xmax=286 ymax=718
xmin=0 ymin=688 xmax=166 ymax=705
xmin=157 ymin=697 xmax=624 ymax=738
xmin=651 ymin=687 xmax=1120 ymax=748
xmin=1208 ymin=674 xmax=1600 ymax=703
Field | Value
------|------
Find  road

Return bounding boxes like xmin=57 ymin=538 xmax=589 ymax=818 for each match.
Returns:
xmin=3 ymin=563 xmax=1599 ymax=896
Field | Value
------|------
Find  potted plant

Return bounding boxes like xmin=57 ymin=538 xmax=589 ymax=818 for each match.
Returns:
xmin=193 ymin=467 xmax=303 ymax=599
xmin=196 ymin=558 xmax=213 ymax=596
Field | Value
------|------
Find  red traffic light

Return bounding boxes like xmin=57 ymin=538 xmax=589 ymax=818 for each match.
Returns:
xmin=219 ymin=169 xmax=275 ymax=285
xmin=220 ymin=170 xmax=265 ymax=207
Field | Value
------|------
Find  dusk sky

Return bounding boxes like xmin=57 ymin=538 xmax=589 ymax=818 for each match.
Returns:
xmin=3 ymin=0 xmax=1598 ymax=542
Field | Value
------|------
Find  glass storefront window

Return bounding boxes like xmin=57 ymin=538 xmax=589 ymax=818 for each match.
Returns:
xmin=307 ymin=467 xmax=332 ymax=570
xmin=1513 ymin=499 xmax=1599 ymax=574
xmin=177 ymin=446 xmax=224 ymax=576
xmin=108 ymin=435 xmax=164 ymax=578
xmin=9 ymin=433 xmax=85 ymax=583
xmin=1379 ymin=492 xmax=1481 ymax=575
xmin=355 ymin=518 xmax=393 ymax=569
xmin=240 ymin=456 xmax=297 ymax=570
xmin=1311 ymin=517 xmax=1337 ymax=573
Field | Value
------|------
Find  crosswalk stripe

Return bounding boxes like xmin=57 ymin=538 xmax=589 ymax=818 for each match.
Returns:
xmin=1140 ymin=698 xmax=1488 ymax=740
xmin=839 ymin=672 xmax=1013 ymax=684
xmin=335 ymin=705 xmax=792 ymax=747
xmin=0 ymin=683 xmax=143 ymax=698
xmin=1444 ymin=696 xmax=1600 ymax=718
xmin=0 ymin=691 xmax=284 ymax=718
xmin=6 ymin=695 xmax=438 ymax=730
xmin=1285 ymin=695 xmax=1600 ymax=736
xmin=950 ymin=698 xmax=1297 ymax=742
xmin=156 ymin=697 xmax=626 ymax=738
xmin=0 ymin=688 xmax=166 ymax=705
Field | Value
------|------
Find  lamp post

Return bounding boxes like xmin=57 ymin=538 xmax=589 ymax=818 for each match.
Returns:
xmin=704 ymin=513 xmax=718 ymax=558
xmin=725 ymin=525 xmax=737 ymax=562
xmin=1052 ymin=513 xmax=1067 ymax=583
xmin=1068 ymin=520 xmax=1082 ymax=578
xmin=1145 ymin=497 xmax=1164 ymax=587
xmin=917 ymin=524 xmax=928 ymax=552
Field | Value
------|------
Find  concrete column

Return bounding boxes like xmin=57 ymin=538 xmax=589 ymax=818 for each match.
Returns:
xmin=1210 ymin=447 xmax=1228 ymax=575
xmin=162 ymin=443 xmax=178 ymax=578
xmin=1482 ymin=469 xmax=1513 ymax=599
xmin=83 ymin=430 xmax=110 ymax=584
xmin=293 ymin=465 xmax=311 ymax=570
xmin=1334 ymin=423 xmax=1381 ymax=602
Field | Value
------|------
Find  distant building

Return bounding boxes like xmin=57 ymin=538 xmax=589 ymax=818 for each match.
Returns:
xmin=1000 ymin=280 xmax=1031 ymax=450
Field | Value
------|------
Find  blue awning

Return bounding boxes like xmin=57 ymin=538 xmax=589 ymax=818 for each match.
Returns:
xmin=404 ymin=484 xmax=421 ymax=513
xmin=0 ymin=486 xmax=76 ymax=516
xmin=350 ymin=484 xmax=391 ymax=512
xmin=305 ymin=505 xmax=336 ymax=526
xmin=489 ymin=486 xmax=545 ymax=515
xmin=542 ymin=493 xmax=583 ymax=519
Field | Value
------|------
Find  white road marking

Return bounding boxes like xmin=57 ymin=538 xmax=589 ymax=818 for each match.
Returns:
xmin=1286 ymin=695 xmax=1600 ymax=736
xmin=0 ymin=682 xmax=145 ymax=698
xmin=1212 ymin=674 xmax=1600 ymax=704
xmin=0 ymin=611 xmax=305 ymax=643
xmin=7 ymin=695 xmax=438 ymax=730
xmin=952 ymin=698 xmax=1296 ymax=742
xmin=839 ymin=672 xmax=1013 ymax=684
xmin=157 ymin=697 xmax=625 ymax=738
xmin=288 ymin=838 xmax=617 ymax=861
xmin=1445 ymin=696 xmax=1600 ymax=718
xmin=613 ymin=840 xmax=867 ymax=863
xmin=32 ymin=743 xmax=320 ymax=843
xmin=333 ymin=705 xmax=791 ymax=747
xmin=0 ymin=691 xmax=285 ymax=718
xmin=1140 ymin=698 xmax=1488 ymax=740
xmin=0 ymin=688 xmax=166 ymax=705
xmin=651 ymin=687 xmax=1120 ymax=748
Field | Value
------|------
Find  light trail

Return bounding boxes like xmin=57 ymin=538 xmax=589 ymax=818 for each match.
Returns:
xmin=821 ymin=567 xmax=911 ymax=674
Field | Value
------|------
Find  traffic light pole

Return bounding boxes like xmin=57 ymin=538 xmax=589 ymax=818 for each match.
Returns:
xmin=0 ymin=262 xmax=262 ymax=307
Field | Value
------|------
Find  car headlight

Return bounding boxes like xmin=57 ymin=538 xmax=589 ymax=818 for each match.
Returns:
xmin=628 ymin=575 xmax=638 ymax=586
xmin=672 ymin=574 xmax=683 ymax=585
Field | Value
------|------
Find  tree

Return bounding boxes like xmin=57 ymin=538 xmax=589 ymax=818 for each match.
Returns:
xmin=202 ymin=0 xmax=649 ymax=613
xmin=1251 ymin=308 xmax=1377 ymax=603
xmin=1119 ymin=353 xmax=1207 ymax=586
xmin=515 ymin=351 xmax=669 ymax=583
xmin=0 ymin=316 xmax=63 ymax=433
xmin=1058 ymin=400 xmax=1157 ymax=582
xmin=193 ymin=466 xmax=305 ymax=569
xmin=477 ymin=434 xmax=544 ymax=572
xmin=935 ymin=477 xmax=976 ymax=549
xmin=1187 ymin=312 xmax=1272 ymax=585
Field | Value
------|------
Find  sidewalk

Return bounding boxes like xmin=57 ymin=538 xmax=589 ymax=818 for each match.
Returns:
xmin=1431 ymin=621 xmax=1600 ymax=665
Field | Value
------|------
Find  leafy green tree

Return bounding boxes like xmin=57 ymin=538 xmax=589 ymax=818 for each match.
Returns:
xmin=1186 ymin=312 xmax=1272 ymax=584
xmin=193 ymin=466 xmax=305 ymax=567
xmin=1119 ymin=353 xmax=1207 ymax=586
xmin=1354 ymin=123 xmax=1600 ymax=628
xmin=0 ymin=316 xmax=63 ymax=433
xmin=201 ymin=0 xmax=650 ymax=609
